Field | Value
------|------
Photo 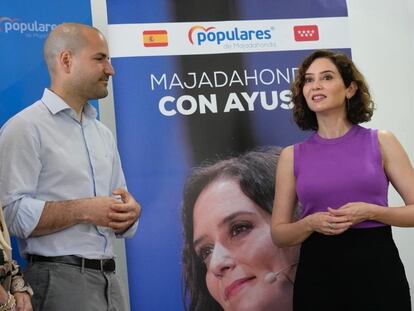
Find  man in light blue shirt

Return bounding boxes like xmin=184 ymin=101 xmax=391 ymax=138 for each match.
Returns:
xmin=0 ymin=23 xmax=140 ymax=311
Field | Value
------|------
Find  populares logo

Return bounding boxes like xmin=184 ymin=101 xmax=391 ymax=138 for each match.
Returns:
xmin=0 ymin=16 xmax=56 ymax=34
xmin=188 ymin=24 xmax=272 ymax=46
xmin=293 ymin=25 xmax=319 ymax=41
xmin=0 ymin=17 xmax=17 ymax=31
xmin=143 ymin=30 xmax=168 ymax=47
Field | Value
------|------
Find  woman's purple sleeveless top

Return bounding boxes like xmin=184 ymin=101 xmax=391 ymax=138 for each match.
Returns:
xmin=294 ymin=125 xmax=388 ymax=228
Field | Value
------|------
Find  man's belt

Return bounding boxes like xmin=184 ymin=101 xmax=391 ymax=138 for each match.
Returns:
xmin=28 ymin=255 xmax=116 ymax=272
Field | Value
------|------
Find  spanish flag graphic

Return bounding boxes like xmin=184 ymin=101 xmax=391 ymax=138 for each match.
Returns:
xmin=143 ymin=30 xmax=168 ymax=47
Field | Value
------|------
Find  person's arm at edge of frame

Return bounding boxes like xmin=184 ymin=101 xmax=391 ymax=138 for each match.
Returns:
xmin=270 ymin=146 xmax=314 ymax=247
xmin=330 ymin=130 xmax=414 ymax=226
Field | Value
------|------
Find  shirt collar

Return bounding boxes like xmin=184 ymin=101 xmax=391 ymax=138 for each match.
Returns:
xmin=41 ymin=88 xmax=98 ymax=119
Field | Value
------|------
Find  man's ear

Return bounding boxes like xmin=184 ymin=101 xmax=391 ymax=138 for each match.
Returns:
xmin=58 ymin=50 xmax=72 ymax=73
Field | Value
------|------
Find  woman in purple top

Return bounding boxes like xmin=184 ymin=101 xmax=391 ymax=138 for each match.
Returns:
xmin=271 ymin=50 xmax=412 ymax=310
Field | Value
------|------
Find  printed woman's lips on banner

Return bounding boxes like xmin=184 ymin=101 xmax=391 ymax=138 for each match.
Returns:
xmin=143 ymin=30 xmax=168 ymax=47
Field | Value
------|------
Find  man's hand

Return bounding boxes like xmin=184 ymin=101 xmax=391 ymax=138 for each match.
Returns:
xmin=84 ymin=196 xmax=121 ymax=227
xmin=107 ymin=188 xmax=141 ymax=233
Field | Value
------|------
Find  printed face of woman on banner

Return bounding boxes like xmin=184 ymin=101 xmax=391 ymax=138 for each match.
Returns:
xmin=193 ymin=178 xmax=297 ymax=311
xmin=182 ymin=148 xmax=298 ymax=311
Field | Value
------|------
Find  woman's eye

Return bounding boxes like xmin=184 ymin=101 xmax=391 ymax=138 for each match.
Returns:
xmin=230 ymin=222 xmax=253 ymax=237
xmin=197 ymin=246 xmax=212 ymax=262
xmin=322 ymin=74 xmax=333 ymax=80
xmin=304 ymin=77 xmax=313 ymax=84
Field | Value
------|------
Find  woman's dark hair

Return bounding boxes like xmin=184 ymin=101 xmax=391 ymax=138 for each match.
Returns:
xmin=291 ymin=49 xmax=374 ymax=130
xmin=181 ymin=147 xmax=281 ymax=311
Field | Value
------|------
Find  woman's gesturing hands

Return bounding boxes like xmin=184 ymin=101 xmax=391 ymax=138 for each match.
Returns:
xmin=305 ymin=211 xmax=352 ymax=235
xmin=305 ymin=202 xmax=378 ymax=235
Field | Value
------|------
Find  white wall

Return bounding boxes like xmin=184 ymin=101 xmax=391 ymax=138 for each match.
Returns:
xmin=348 ymin=0 xmax=414 ymax=298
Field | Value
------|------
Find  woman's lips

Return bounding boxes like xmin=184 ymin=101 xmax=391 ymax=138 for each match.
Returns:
xmin=224 ymin=276 xmax=256 ymax=301
xmin=312 ymin=94 xmax=326 ymax=101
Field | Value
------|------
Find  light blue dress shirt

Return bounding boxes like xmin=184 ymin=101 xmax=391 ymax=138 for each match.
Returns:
xmin=0 ymin=89 xmax=137 ymax=259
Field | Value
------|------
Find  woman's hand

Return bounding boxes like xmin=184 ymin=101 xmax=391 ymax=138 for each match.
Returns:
xmin=305 ymin=211 xmax=352 ymax=235
xmin=328 ymin=202 xmax=378 ymax=226
xmin=14 ymin=292 xmax=32 ymax=311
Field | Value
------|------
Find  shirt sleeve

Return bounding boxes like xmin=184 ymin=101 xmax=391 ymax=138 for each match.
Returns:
xmin=0 ymin=116 xmax=45 ymax=238
xmin=116 ymin=219 xmax=139 ymax=239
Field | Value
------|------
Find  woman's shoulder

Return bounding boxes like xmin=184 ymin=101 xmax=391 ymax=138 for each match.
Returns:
xmin=358 ymin=125 xmax=392 ymax=136
xmin=375 ymin=129 xmax=398 ymax=144
xmin=281 ymin=145 xmax=294 ymax=155
xmin=376 ymin=129 xmax=401 ymax=151
xmin=377 ymin=129 xmax=395 ymax=138
xmin=280 ymin=145 xmax=294 ymax=164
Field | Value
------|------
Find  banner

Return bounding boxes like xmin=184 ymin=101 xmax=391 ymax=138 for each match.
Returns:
xmin=0 ymin=1 xmax=92 ymax=263
xmin=107 ymin=1 xmax=350 ymax=310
